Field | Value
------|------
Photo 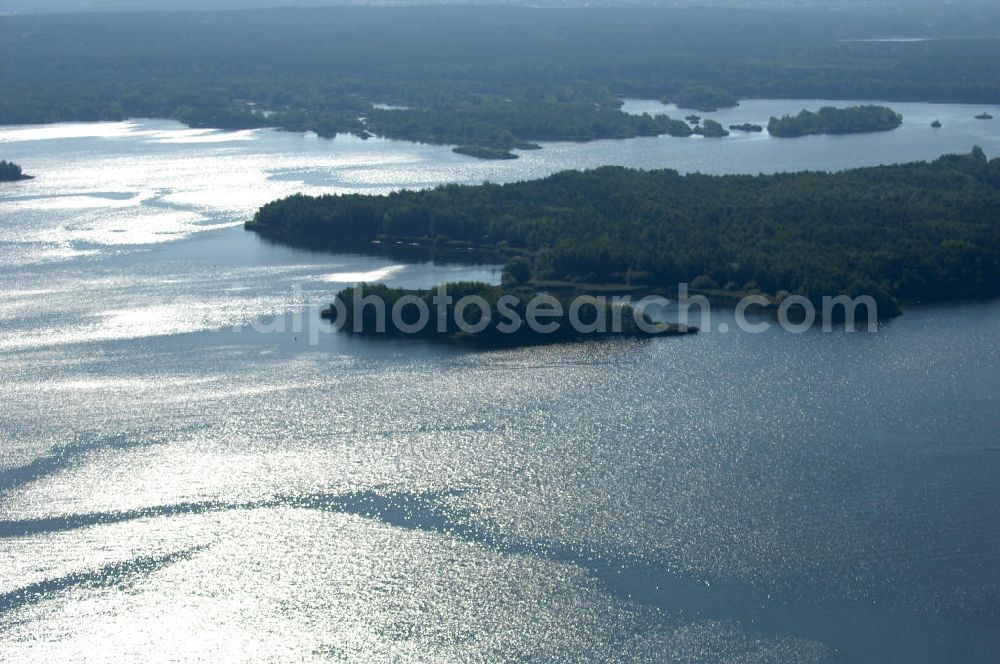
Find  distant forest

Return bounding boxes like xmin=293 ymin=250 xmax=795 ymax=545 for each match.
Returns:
xmin=248 ymin=150 xmax=1000 ymax=316
xmin=2 ymin=7 xmax=1000 ymax=153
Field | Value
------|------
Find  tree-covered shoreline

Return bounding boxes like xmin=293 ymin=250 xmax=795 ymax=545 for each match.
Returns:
xmin=248 ymin=149 xmax=1000 ymax=318
xmin=3 ymin=7 xmax=1000 ymax=157
xmin=323 ymin=282 xmax=697 ymax=347
xmin=668 ymin=85 xmax=740 ymax=113
xmin=768 ymin=105 xmax=903 ymax=137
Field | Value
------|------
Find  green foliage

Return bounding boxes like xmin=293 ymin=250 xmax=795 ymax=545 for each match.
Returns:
xmin=3 ymin=8 xmax=1000 ymax=155
xmin=250 ymin=151 xmax=1000 ymax=314
xmin=364 ymin=100 xmax=694 ymax=151
xmin=324 ymin=282 xmax=690 ymax=346
xmin=671 ymin=85 xmax=740 ymax=112
xmin=691 ymin=275 xmax=718 ymax=289
xmin=768 ymin=105 xmax=903 ymax=137
xmin=694 ymin=119 xmax=730 ymax=138
xmin=502 ymin=257 xmax=533 ymax=286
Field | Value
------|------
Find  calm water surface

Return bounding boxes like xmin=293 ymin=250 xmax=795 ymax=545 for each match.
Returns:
xmin=0 ymin=103 xmax=998 ymax=662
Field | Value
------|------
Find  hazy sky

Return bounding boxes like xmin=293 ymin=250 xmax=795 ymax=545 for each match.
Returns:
xmin=2 ymin=0 xmax=983 ymax=15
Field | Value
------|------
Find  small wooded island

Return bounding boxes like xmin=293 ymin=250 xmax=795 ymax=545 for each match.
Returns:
xmin=694 ymin=119 xmax=730 ymax=137
xmin=248 ymin=148 xmax=1000 ymax=321
xmin=322 ymin=282 xmax=696 ymax=346
xmin=0 ymin=160 xmax=32 ymax=182
xmin=768 ymin=105 xmax=903 ymax=137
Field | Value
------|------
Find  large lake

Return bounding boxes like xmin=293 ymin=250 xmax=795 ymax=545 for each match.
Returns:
xmin=1 ymin=100 xmax=998 ymax=662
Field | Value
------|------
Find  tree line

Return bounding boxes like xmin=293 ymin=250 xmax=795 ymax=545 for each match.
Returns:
xmin=249 ymin=149 xmax=1000 ymax=316
xmin=324 ymin=282 xmax=694 ymax=345
xmin=3 ymin=7 xmax=1000 ymax=155
xmin=767 ymin=106 xmax=903 ymax=137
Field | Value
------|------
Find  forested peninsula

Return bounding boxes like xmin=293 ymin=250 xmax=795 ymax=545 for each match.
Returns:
xmin=324 ymin=283 xmax=696 ymax=346
xmin=3 ymin=7 xmax=1000 ymax=158
xmin=248 ymin=149 xmax=1000 ymax=318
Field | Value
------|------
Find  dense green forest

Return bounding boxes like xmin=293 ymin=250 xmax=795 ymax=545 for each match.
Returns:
xmin=248 ymin=149 xmax=1000 ymax=317
xmin=2 ymin=7 xmax=1000 ymax=155
xmin=0 ymin=161 xmax=30 ymax=182
xmin=324 ymin=282 xmax=695 ymax=346
xmin=669 ymin=85 xmax=741 ymax=113
xmin=768 ymin=105 xmax=903 ymax=137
